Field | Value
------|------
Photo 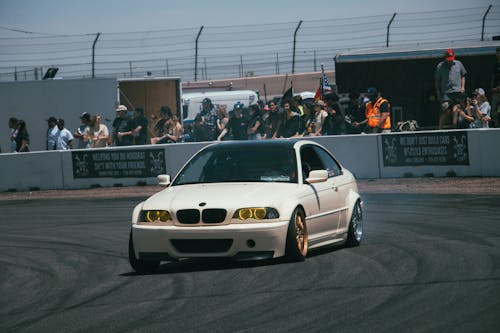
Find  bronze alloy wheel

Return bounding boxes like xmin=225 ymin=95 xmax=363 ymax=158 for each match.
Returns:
xmin=286 ymin=208 xmax=308 ymax=261
xmin=295 ymin=211 xmax=308 ymax=257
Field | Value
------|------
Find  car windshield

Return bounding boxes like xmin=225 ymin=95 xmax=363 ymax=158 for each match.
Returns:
xmin=173 ymin=146 xmax=298 ymax=185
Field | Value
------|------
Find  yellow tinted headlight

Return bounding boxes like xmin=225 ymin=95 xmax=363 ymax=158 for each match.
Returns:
xmin=144 ymin=210 xmax=172 ymax=222
xmin=233 ymin=207 xmax=279 ymax=220
xmin=253 ymin=208 xmax=267 ymax=220
xmin=238 ymin=208 xmax=253 ymax=220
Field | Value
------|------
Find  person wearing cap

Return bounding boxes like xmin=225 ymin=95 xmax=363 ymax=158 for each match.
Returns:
xmin=435 ymin=48 xmax=467 ymax=129
xmin=310 ymin=100 xmax=328 ymax=136
xmin=74 ymin=112 xmax=92 ymax=149
xmin=197 ymin=97 xmax=218 ymax=140
xmin=470 ymin=88 xmax=491 ymax=128
xmin=112 ymin=105 xmax=134 ymax=146
xmin=358 ymin=87 xmax=391 ymax=133
xmin=217 ymin=102 xmax=248 ymax=141
xmin=46 ymin=116 xmax=59 ymax=150
xmin=55 ymin=118 xmax=73 ymax=150
xmin=490 ymin=46 xmax=500 ymax=127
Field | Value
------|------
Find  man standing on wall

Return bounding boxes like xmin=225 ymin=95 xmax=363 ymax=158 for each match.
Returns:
xmin=435 ymin=49 xmax=467 ymax=129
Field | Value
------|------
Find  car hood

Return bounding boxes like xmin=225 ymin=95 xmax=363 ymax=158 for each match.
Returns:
xmin=142 ymin=182 xmax=298 ymax=210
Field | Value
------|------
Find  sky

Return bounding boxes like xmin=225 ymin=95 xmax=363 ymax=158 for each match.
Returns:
xmin=0 ymin=0 xmax=494 ymax=36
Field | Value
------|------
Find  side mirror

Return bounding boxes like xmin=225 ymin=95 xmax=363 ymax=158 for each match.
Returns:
xmin=157 ymin=174 xmax=171 ymax=186
xmin=306 ymin=170 xmax=328 ymax=183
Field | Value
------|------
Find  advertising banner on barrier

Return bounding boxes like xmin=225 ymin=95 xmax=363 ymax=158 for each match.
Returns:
xmin=382 ymin=131 xmax=469 ymax=166
xmin=71 ymin=149 xmax=166 ymax=178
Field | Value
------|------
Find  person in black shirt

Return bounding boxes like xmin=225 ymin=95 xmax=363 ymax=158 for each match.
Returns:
xmin=264 ymin=100 xmax=284 ymax=139
xmin=247 ymin=104 xmax=263 ymax=140
xmin=345 ymin=92 xmax=366 ymax=134
xmin=323 ymin=93 xmax=346 ymax=135
xmin=277 ymin=100 xmax=301 ymax=138
xmin=132 ymin=107 xmax=148 ymax=145
xmin=15 ymin=119 xmax=29 ymax=152
xmin=217 ymin=102 xmax=248 ymax=141
xmin=112 ymin=105 xmax=134 ymax=146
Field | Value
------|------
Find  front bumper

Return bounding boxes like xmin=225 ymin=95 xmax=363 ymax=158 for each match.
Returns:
xmin=131 ymin=221 xmax=289 ymax=260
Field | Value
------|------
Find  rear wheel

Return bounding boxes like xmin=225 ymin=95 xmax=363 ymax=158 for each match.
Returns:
xmin=128 ymin=230 xmax=160 ymax=273
xmin=346 ymin=201 xmax=363 ymax=247
xmin=285 ymin=208 xmax=308 ymax=261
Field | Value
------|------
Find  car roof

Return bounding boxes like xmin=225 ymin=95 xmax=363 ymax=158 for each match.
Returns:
xmin=203 ymin=139 xmax=318 ymax=151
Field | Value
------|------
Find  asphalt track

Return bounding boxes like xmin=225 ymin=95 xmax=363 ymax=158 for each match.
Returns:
xmin=1 ymin=193 xmax=499 ymax=332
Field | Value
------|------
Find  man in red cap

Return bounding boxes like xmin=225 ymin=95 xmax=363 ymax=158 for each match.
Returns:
xmin=435 ymin=48 xmax=467 ymax=129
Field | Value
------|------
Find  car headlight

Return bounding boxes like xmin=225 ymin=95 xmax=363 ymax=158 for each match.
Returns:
xmin=233 ymin=207 xmax=280 ymax=221
xmin=140 ymin=210 xmax=172 ymax=222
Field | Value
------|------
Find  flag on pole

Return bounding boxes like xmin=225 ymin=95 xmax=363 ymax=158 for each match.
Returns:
xmin=320 ymin=64 xmax=332 ymax=99
xmin=315 ymin=64 xmax=332 ymax=100
xmin=282 ymin=84 xmax=293 ymax=102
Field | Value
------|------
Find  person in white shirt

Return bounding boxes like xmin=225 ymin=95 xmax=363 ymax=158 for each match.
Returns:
xmin=55 ymin=118 xmax=74 ymax=150
xmin=90 ymin=114 xmax=109 ymax=148
xmin=470 ymin=88 xmax=491 ymax=128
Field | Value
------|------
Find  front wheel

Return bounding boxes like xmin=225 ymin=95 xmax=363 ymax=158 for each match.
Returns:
xmin=285 ymin=208 xmax=308 ymax=261
xmin=128 ymin=230 xmax=160 ymax=273
xmin=346 ymin=201 xmax=363 ymax=247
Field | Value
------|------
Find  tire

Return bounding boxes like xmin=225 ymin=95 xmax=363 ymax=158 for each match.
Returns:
xmin=346 ymin=201 xmax=363 ymax=247
xmin=285 ymin=208 xmax=308 ymax=261
xmin=128 ymin=230 xmax=160 ymax=273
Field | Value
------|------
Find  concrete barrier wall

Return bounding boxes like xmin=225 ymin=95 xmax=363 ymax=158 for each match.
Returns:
xmin=0 ymin=151 xmax=64 ymax=191
xmin=313 ymin=134 xmax=380 ymax=179
xmin=1 ymin=129 xmax=499 ymax=192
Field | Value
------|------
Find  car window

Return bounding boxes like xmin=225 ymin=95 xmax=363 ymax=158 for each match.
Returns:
xmin=300 ymin=146 xmax=325 ymax=179
xmin=313 ymin=146 xmax=342 ymax=178
xmin=173 ymin=146 xmax=298 ymax=185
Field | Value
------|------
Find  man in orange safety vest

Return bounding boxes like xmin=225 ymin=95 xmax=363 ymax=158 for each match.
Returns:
xmin=364 ymin=87 xmax=391 ymax=133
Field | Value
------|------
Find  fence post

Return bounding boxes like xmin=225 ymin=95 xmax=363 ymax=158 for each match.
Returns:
xmin=92 ymin=32 xmax=101 ymax=78
xmin=240 ymin=55 xmax=244 ymax=78
xmin=481 ymin=5 xmax=492 ymax=41
xmin=194 ymin=25 xmax=204 ymax=81
xmin=314 ymin=50 xmax=317 ymax=72
xmin=292 ymin=20 xmax=303 ymax=74
xmin=276 ymin=53 xmax=280 ymax=74
xmin=386 ymin=13 xmax=397 ymax=47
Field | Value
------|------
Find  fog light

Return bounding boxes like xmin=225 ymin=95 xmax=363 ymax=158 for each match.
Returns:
xmin=246 ymin=239 xmax=256 ymax=248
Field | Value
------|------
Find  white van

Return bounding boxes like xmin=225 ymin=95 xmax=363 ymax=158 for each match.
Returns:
xmin=181 ymin=90 xmax=259 ymax=122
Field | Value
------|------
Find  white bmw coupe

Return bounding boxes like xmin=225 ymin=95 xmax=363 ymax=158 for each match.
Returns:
xmin=129 ymin=139 xmax=362 ymax=272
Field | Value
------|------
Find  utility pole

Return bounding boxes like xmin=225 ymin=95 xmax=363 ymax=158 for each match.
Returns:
xmin=292 ymin=20 xmax=303 ymax=74
xmin=194 ymin=26 xmax=204 ymax=81
xmin=92 ymin=32 xmax=101 ymax=78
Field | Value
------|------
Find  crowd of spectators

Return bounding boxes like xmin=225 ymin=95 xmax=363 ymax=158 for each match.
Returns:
xmin=4 ymin=46 xmax=499 ymax=153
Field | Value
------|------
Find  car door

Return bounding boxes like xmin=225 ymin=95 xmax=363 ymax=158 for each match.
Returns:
xmin=300 ymin=145 xmax=341 ymax=242
xmin=313 ymin=146 xmax=350 ymax=233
